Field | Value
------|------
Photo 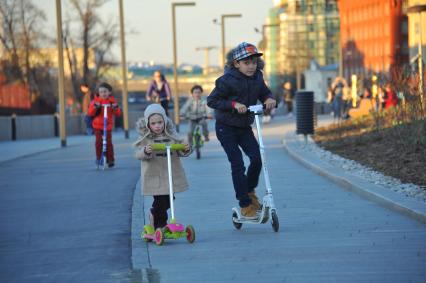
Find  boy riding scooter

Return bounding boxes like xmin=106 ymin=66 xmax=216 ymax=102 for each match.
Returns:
xmin=207 ymin=42 xmax=276 ymax=219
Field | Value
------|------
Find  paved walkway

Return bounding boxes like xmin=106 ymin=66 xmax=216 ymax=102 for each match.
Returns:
xmin=1 ymin=115 xmax=425 ymax=282
xmin=0 ymin=131 xmax=126 ymax=164
xmin=0 ymin=130 xmax=141 ymax=282
xmin=131 ymin=116 xmax=426 ymax=282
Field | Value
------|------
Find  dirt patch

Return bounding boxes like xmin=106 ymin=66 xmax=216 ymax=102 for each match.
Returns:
xmin=313 ymin=117 xmax=426 ymax=187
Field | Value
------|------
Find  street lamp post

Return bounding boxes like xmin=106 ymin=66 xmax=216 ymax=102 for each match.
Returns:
xmin=55 ymin=0 xmax=66 ymax=147
xmin=172 ymin=2 xmax=196 ymax=132
xmin=408 ymin=4 xmax=426 ymax=101
xmin=214 ymin=14 xmax=242 ymax=68
xmin=195 ymin=46 xmax=217 ymax=75
xmin=118 ymin=0 xmax=129 ymax=139
xmin=255 ymin=24 xmax=279 ymax=51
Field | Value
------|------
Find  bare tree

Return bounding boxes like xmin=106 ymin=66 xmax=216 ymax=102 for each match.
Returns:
xmin=0 ymin=0 xmax=23 ymax=81
xmin=0 ymin=0 xmax=54 ymax=113
xmin=18 ymin=0 xmax=47 ymax=100
xmin=66 ymin=0 xmax=119 ymax=103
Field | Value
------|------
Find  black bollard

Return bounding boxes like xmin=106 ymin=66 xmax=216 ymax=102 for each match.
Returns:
xmin=11 ymin=113 xmax=16 ymax=141
xmin=295 ymin=91 xmax=315 ymax=137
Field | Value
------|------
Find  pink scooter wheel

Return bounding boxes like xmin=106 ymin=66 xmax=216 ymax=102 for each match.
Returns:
xmin=154 ymin=228 xmax=164 ymax=246
xmin=185 ymin=225 xmax=195 ymax=243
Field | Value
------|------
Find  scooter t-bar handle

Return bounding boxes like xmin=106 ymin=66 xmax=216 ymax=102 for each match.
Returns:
xmin=248 ymin=104 xmax=264 ymax=114
xmin=151 ymin=143 xmax=186 ymax=151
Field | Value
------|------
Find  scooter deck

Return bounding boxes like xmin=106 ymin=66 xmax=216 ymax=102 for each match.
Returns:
xmin=232 ymin=205 xmax=270 ymax=224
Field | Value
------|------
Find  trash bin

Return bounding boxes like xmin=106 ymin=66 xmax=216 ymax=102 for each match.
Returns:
xmin=295 ymin=91 xmax=314 ymax=135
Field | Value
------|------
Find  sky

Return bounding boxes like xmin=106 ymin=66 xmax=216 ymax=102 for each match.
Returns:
xmin=37 ymin=0 xmax=275 ymax=66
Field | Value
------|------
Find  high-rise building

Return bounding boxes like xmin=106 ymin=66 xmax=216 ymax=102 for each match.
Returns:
xmin=338 ymin=0 xmax=409 ymax=80
xmin=266 ymin=0 xmax=340 ymax=91
xmin=407 ymin=0 xmax=426 ymax=66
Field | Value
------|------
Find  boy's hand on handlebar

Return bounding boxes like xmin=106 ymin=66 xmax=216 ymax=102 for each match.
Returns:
xmin=144 ymin=145 xmax=152 ymax=154
xmin=264 ymin=98 xmax=276 ymax=110
xmin=234 ymin=102 xmax=247 ymax=114
xmin=94 ymin=102 xmax=101 ymax=108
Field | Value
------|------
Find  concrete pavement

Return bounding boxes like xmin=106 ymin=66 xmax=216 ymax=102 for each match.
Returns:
xmin=283 ymin=130 xmax=426 ymax=224
xmin=0 ymin=130 xmax=141 ymax=282
xmin=0 ymin=131 xmax=126 ymax=164
xmin=131 ymin=116 xmax=426 ymax=282
xmin=1 ymin=116 xmax=425 ymax=282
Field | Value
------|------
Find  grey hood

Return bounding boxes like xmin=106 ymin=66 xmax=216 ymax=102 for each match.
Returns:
xmin=133 ymin=104 xmax=182 ymax=147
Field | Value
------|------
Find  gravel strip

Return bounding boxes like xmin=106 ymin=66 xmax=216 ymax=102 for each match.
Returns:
xmin=299 ymin=139 xmax=426 ymax=203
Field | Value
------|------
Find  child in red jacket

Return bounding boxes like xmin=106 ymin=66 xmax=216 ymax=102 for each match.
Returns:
xmin=87 ymin=82 xmax=122 ymax=167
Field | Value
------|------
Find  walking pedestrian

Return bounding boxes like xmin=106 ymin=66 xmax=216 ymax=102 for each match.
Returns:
xmin=282 ymin=81 xmax=294 ymax=117
xmin=81 ymin=83 xmax=94 ymax=135
xmin=331 ymin=77 xmax=345 ymax=121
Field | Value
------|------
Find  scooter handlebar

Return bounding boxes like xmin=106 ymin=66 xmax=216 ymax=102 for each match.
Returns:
xmin=151 ymin=143 xmax=186 ymax=151
xmin=248 ymin=104 xmax=264 ymax=113
xmin=235 ymin=103 xmax=277 ymax=115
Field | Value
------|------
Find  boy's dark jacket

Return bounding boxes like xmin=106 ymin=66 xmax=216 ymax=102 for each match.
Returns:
xmin=207 ymin=68 xmax=272 ymax=128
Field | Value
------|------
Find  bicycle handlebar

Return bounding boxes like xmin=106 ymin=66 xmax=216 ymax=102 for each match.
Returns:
xmin=151 ymin=143 xmax=186 ymax=151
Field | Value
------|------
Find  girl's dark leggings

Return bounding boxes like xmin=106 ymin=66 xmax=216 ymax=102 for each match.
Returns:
xmin=151 ymin=195 xmax=170 ymax=229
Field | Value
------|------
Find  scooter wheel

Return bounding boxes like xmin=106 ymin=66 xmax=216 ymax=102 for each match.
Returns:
xmin=232 ymin=212 xmax=242 ymax=230
xmin=185 ymin=225 xmax=196 ymax=243
xmin=154 ymin=228 xmax=164 ymax=246
xmin=271 ymin=210 xmax=279 ymax=232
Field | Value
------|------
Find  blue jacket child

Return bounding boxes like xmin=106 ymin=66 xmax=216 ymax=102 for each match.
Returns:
xmin=207 ymin=42 xmax=276 ymax=218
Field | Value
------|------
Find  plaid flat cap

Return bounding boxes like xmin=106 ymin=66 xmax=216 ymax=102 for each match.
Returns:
xmin=232 ymin=42 xmax=263 ymax=61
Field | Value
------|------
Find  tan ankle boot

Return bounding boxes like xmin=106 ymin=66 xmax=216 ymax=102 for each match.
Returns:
xmin=240 ymin=204 xmax=257 ymax=218
xmin=248 ymin=191 xmax=261 ymax=211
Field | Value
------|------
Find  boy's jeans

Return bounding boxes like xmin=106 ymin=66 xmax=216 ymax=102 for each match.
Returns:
xmin=215 ymin=122 xmax=262 ymax=207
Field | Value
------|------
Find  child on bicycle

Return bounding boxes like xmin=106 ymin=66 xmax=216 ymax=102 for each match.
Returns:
xmin=87 ymin=82 xmax=121 ymax=168
xmin=134 ymin=104 xmax=191 ymax=229
xmin=207 ymin=42 xmax=276 ymax=218
xmin=180 ymin=85 xmax=211 ymax=145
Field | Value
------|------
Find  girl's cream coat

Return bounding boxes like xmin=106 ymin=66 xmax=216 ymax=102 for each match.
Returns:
xmin=134 ymin=104 xmax=190 ymax=196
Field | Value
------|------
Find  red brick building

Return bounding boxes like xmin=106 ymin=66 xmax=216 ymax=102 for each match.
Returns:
xmin=338 ymin=0 xmax=409 ymax=80
xmin=0 ymin=75 xmax=31 ymax=115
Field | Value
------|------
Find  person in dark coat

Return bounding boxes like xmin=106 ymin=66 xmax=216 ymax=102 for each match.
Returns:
xmin=207 ymin=42 xmax=276 ymax=218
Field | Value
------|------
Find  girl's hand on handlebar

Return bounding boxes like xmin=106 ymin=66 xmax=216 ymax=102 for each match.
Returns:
xmin=144 ymin=145 xmax=152 ymax=154
xmin=234 ymin=102 xmax=247 ymax=114
xmin=183 ymin=143 xmax=191 ymax=153
xmin=264 ymin=98 xmax=276 ymax=110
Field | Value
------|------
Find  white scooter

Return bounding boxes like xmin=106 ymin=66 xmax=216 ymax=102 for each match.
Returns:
xmin=97 ymin=104 xmax=109 ymax=170
xmin=231 ymin=104 xmax=279 ymax=232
